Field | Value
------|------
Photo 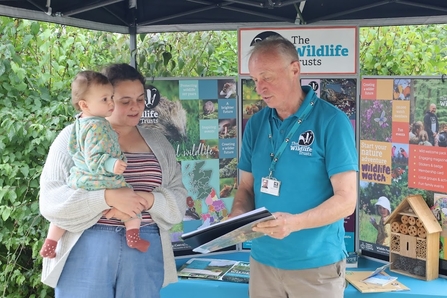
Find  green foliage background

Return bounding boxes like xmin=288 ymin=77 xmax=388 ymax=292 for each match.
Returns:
xmin=0 ymin=16 xmax=446 ymax=297
xmin=0 ymin=17 xmax=129 ymax=297
xmin=359 ymin=25 xmax=447 ymax=75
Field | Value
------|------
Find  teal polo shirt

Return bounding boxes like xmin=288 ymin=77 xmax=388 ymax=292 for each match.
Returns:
xmin=239 ymin=86 xmax=358 ymax=270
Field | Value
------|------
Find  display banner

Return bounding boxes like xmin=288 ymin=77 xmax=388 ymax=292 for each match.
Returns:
xmin=240 ymin=77 xmax=358 ymax=258
xmin=139 ymin=77 xmax=238 ymax=255
xmin=238 ymin=26 xmax=358 ymax=75
xmin=359 ymin=76 xmax=447 ymax=276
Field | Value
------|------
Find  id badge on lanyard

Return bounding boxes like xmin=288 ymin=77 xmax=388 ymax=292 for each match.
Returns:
xmin=261 ymin=100 xmax=314 ymax=196
xmin=260 ymin=177 xmax=281 ymax=196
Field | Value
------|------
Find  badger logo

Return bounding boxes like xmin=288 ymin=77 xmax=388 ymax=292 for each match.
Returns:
xmin=144 ymin=85 xmax=160 ymax=109
xmin=298 ymin=130 xmax=314 ymax=146
xmin=250 ymin=31 xmax=283 ymax=46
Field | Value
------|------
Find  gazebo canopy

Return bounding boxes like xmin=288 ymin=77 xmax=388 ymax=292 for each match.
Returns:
xmin=0 ymin=0 xmax=446 ymax=34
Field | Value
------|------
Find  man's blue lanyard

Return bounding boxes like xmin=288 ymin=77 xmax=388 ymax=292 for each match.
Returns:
xmin=267 ymin=100 xmax=315 ymax=178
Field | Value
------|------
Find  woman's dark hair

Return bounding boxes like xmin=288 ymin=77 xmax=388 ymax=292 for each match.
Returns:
xmin=101 ymin=63 xmax=145 ymax=86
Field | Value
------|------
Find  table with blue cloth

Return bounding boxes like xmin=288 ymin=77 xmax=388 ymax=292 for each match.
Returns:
xmin=161 ymin=252 xmax=447 ymax=298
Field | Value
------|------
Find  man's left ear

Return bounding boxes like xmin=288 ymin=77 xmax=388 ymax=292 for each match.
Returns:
xmin=291 ymin=61 xmax=301 ymax=75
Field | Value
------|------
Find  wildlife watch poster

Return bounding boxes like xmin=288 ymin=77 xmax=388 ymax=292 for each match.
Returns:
xmin=359 ymin=76 xmax=447 ymax=275
xmin=240 ymin=77 xmax=357 ymax=258
xmin=139 ymin=77 xmax=238 ymax=255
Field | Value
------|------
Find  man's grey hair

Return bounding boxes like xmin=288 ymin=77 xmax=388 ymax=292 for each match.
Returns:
xmin=248 ymin=36 xmax=299 ymax=63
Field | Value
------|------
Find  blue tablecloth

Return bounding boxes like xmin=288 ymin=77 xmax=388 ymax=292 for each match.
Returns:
xmin=161 ymin=252 xmax=447 ymax=298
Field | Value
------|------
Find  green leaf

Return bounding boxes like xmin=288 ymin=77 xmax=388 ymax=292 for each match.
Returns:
xmin=139 ymin=33 xmax=147 ymax=42
xmin=0 ymin=188 xmax=7 ymax=201
xmin=207 ymin=43 xmax=215 ymax=56
xmin=0 ymin=61 xmax=6 ymax=76
xmin=178 ymin=57 xmax=185 ymax=69
xmin=162 ymin=51 xmax=172 ymax=66
xmin=20 ymin=165 xmax=29 ymax=177
xmin=30 ymin=22 xmax=40 ymax=35
xmin=10 ymin=61 xmax=27 ymax=81
xmin=1 ymin=206 xmax=12 ymax=221
xmin=16 ymin=82 xmax=27 ymax=91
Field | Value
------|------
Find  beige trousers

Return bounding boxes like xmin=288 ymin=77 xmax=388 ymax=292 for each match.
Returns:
xmin=249 ymin=257 xmax=346 ymax=298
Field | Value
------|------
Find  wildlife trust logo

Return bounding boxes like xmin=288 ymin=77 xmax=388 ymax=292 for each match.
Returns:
xmin=140 ymin=85 xmax=161 ymax=124
xmin=250 ymin=31 xmax=283 ymax=46
xmin=144 ymin=85 xmax=161 ymax=110
xmin=290 ymin=130 xmax=314 ymax=156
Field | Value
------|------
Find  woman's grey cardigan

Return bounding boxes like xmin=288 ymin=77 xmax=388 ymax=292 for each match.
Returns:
xmin=39 ymin=125 xmax=187 ymax=288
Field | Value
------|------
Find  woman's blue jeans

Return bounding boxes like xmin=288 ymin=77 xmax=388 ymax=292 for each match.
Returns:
xmin=55 ymin=224 xmax=164 ymax=298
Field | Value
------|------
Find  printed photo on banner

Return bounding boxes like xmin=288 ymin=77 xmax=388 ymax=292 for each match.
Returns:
xmin=359 ymin=77 xmax=447 ymax=272
xmin=140 ymin=78 xmax=238 ymax=254
xmin=302 ymin=78 xmax=357 ymax=120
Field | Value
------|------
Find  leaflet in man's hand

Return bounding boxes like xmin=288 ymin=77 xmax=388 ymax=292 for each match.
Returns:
xmin=181 ymin=207 xmax=275 ymax=253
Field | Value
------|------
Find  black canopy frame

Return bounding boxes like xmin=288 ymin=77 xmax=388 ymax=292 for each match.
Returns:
xmin=0 ymin=0 xmax=446 ymax=35
xmin=1 ymin=1 xmax=446 ymax=65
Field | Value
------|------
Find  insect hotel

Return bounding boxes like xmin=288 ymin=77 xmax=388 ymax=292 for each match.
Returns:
xmin=385 ymin=194 xmax=442 ymax=281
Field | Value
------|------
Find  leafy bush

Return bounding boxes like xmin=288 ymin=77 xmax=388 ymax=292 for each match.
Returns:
xmin=136 ymin=31 xmax=238 ymax=78
xmin=360 ymin=25 xmax=447 ymax=75
xmin=0 ymin=17 xmax=128 ymax=297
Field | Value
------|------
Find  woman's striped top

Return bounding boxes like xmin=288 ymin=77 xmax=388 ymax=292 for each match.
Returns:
xmin=97 ymin=152 xmax=162 ymax=226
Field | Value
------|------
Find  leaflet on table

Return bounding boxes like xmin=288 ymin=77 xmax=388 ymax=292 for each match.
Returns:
xmin=345 ymin=263 xmax=408 ymax=293
xmin=345 ymin=252 xmax=358 ymax=268
xmin=363 ymin=272 xmax=397 ymax=286
xmin=361 ymin=263 xmax=396 ymax=286
xmin=221 ymin=261 xmax=250 ymax=283
xmin=181 ymin=207 xmax=275 ymax=251
xmin=366 ymin=263 xmax=392 ymax=278
xmin=177 ymin=258 xmax=250 ymax=283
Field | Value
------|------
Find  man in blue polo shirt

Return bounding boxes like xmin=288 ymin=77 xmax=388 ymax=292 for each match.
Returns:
xmin=230 ymin=36 xmax=358 ymax=297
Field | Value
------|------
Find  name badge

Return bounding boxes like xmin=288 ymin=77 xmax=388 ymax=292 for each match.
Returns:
xmin=260 ymin=177 xmax=281 ymax=196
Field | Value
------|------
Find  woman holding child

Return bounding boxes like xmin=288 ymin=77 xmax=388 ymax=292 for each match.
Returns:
xmin=39 ymin=63 xmax=187 ymax=297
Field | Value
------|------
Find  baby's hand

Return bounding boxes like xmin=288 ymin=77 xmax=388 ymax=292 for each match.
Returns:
xmin=113 ymin=160 xmax=127 ymax=175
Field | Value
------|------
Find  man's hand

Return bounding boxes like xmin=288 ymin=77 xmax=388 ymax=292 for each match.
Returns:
xmin=252 ymin=212 xmax=297 ymax=239
xmin=113 ymin=160 xmax=127 ymax=175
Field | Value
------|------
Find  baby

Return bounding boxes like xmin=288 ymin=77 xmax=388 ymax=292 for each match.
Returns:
xmin=40 ymin=71 xmax=149 ymax=258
